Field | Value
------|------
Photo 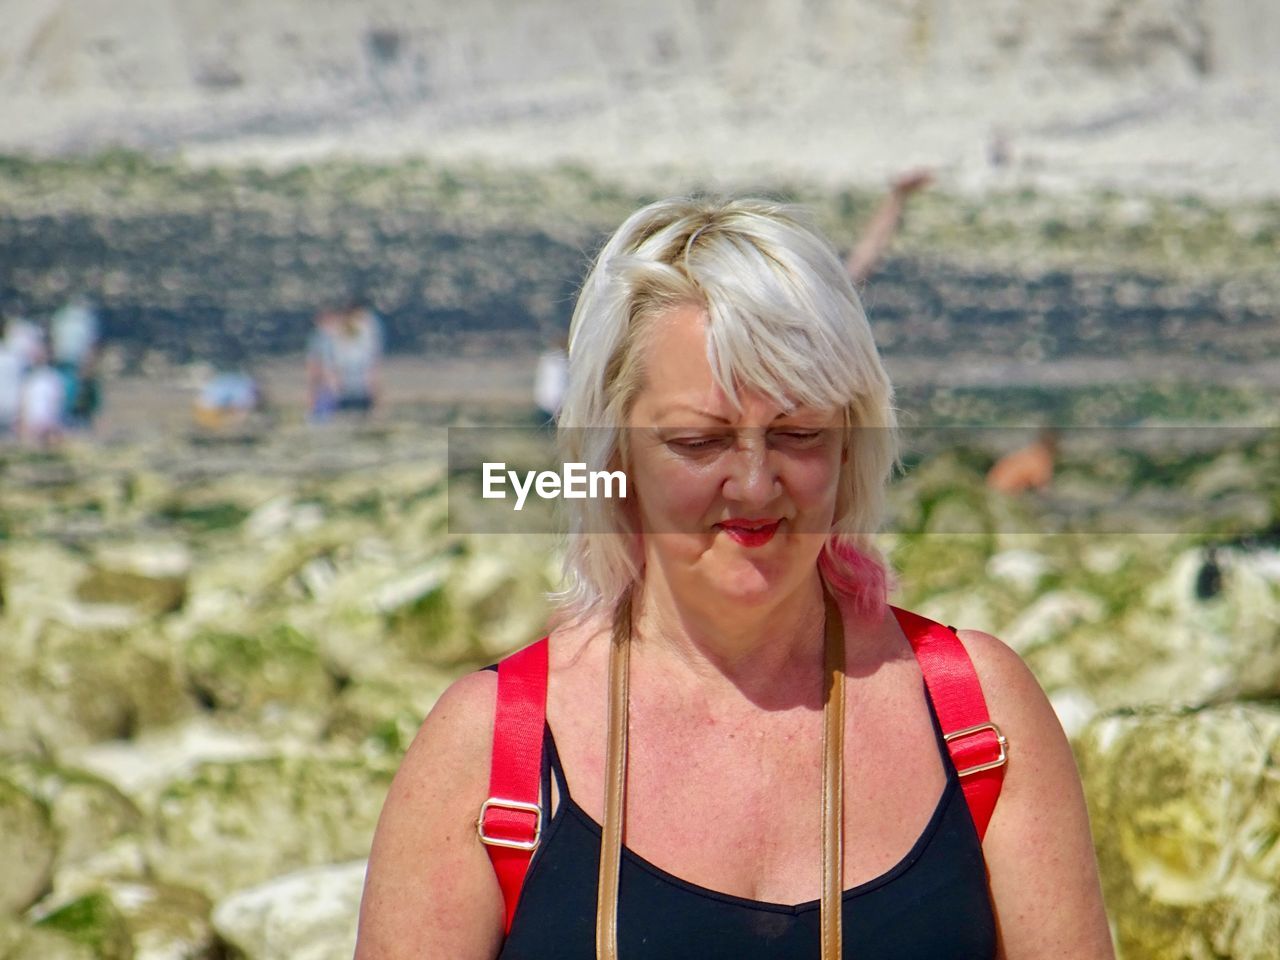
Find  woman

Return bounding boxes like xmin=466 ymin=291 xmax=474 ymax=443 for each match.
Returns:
xmin=355 ymin=198 xmax=1114 ymax=958
xmin=308 ymin=300 xmax=383 ymax=418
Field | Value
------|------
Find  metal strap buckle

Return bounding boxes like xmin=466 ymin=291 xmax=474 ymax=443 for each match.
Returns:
xmin=477 ymin=797 xmax=543 ymax=851
xmin=944 ymin=722 xmax=1009 ymax=778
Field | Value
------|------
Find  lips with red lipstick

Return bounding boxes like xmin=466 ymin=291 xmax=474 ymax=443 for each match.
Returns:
xmin=715 ymin=517 xmax=782 ymax=547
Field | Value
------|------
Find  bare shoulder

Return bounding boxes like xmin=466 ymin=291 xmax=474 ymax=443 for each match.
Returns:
xmin=952 ymin=628 xmax=1055 ymax=724
xmin=413 ymin=668 xmax=498 ymax=763
xmin=952 ymin=628 xmax=1041 ymax=697
xmin=950 ymin=627 xmax=1073 ymax=807
xmin=951 ymin=628 xmax=1116 ymax=959
xmin=354 ymin=669 xmax=503 ymax=960
xmin=379 ymin=668 xmax=499 ymax=809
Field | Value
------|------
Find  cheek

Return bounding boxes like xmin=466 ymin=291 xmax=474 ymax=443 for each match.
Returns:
xmin=631 ymin=457 xmax=724 ymax=532
xmin=786 ymin=456 xmax=843 ymax=528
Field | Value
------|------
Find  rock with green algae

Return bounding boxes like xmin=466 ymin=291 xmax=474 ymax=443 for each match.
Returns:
xmin=0 ymin=914 xmax=95 ymax=960
xmin=75 ymin=541 xmax=192 ymax=614
xmin=33 ymin=892 xmax=133 ymax=960
xmin=888 ymin=532 xmax=999 ymax=610
xmin=106 ymin=882 xmax=215 ymax=960
xmin=0 ymin=758 xmax=141 ymax=871
xmin=35 ymin=881 xmax=216 ymax=960
xmin=0 ymin=621 xmax=193 ymax=753
xmin=1076 ymin=704 xmax=1280 ymax=960
xmin=0 ymin=778 xmax=55 ymax=915
xmin=146 ymin=756 xmax=394 ymax=901
xmin=181 ymin=624 xmax=337 ymax=717
xmin=211 ymin=861 xmax=365 ymax=960
xmin=324 ymin=665 xmax=455 ymax=754
xmin=1025 ymin=545 xmax=1280 ymax=715
xmin=1000 ymin=588 xmax=1107 ymax=654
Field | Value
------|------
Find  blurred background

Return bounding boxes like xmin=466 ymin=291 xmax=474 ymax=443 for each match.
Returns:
xmin=0 ymin=2 xmax=1277 ymax=958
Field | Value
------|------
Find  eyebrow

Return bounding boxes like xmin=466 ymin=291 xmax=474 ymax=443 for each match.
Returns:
xmin=652 ymin=404 xmax=807 ymax=424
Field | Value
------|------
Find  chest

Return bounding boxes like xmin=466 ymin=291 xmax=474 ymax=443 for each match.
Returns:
xmin=548 ymin=669 xmax=948 ymax=905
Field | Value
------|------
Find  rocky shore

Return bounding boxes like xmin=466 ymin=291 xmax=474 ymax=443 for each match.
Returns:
xmin=0 ymin=400 xmax=1277 ymax=959
xmin=2 ymin=153 xmax=1278 ymax=372
xmin=0 ymin=144 xmax=1276 ymax=960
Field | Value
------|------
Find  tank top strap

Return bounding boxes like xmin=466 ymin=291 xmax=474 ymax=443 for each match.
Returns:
xmin=541 ymin=721 xmax=570 ymax=811
xmin=920 ymin=680 xmax=961 ymax=785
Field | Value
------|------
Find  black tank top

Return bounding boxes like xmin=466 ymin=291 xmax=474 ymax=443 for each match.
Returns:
xmin=492 ymin=678 xmax=997 ymax=960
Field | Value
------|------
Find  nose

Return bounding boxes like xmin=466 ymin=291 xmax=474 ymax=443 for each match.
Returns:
xmin=721 ymin=433 xmax=780 ymax=507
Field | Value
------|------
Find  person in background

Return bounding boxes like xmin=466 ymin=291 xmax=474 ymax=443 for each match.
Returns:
xmin=312 ymin=299 xmax=384 ymax=417
xmin=844 ymin=169 xmax=934 ymax=286
xmin=0 ymin=316 xmax=24 ymax=438
xmin=18 ymin=333 xmax=66 ymax=447
xmin=987 ymin=427 xmax=1060 ymax=496
xmin=2 ymin=300 xmax=43 ymax=374
xmin=532 ymin=332 xmax=569 ymax=424
xmin=193 ymin=368 xmax=262 ymax=432
xmin=305 ymin=308 xmax=341 ymax=422
xmin=50 ymin=294 xmax=103 ymax=430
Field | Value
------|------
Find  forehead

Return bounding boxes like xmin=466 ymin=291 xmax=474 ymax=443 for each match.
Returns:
xmin=637 ymin=302 xmax=719 ymax=405
xmin=632 ymin=302 xmax=835 ymax=422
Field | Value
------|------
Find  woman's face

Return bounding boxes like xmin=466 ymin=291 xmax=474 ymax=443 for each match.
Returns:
xmin=624 ymin=302 xmax=844 ymax=610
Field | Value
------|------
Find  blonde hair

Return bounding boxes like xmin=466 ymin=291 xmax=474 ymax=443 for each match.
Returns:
xmin=556 ymin=196 xmax=898 ymax=619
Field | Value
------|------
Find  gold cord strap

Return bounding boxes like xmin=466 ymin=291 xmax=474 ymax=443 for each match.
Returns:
xmin=595 ymin=594 xmax=631 ymax=960
xmin=820 ymin=590 xmax=846 ymax=959
xmin=595 ymin=590 xmax=845 ymax=959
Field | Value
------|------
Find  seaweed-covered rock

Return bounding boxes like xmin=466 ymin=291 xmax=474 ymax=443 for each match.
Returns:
xmin=111 ymin=881 xmax=216 ymax=960
xmin=4 ymin=622 xmax=193 ymax=751
xmin=888 ymin=532 xmax=999 ymax=609
xmin=76 ymin=541 xmax=192 ymax=614
xmin=147 ymin=757 xmax=393 ymax=900
xmin=33 ymin=891 xmax=133 ymax=960
xmin=38 ymin=882 xmax=217 ymax=960
xmin=1077 ymin=704 xmax=1280 ymax=960
xmin=324 ymin=665 xmax=454 ymax=754
xmin=0 ymin=777 xmax=55 ymax=914
xmin=1026 ymin=545 xmax=1280 ymax=713
xmin=212 ymin=861 xmax=366 ymax=960
xmin=0 ymin=914 xmax=95 ymax=960
xmin=66 ymin=717 xmax=279 ymax=807
xmin=0 ymin=758 xmax=142 ymax=870
xmin=985 ymin=547 xmax=1053 ymax=596
xmin=1001 ymin=588 xmax=1106 ymax=654
xmin=182 ymin=625 xmax=336 ymax=717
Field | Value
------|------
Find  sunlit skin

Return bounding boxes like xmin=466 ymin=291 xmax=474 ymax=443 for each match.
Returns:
xmin=624 ymin=302 xmax=846 ymax=660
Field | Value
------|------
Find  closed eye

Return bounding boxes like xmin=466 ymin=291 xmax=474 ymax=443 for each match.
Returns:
xmin=666 ymin=435 xmax=731 ymax=455
xmin=769 ymin=429 xmax=825 ymax=448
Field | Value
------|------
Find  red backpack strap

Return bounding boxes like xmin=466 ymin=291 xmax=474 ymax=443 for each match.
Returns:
xmin=478 ymin=637 xmax=549 ymax=934
xmin=891 ymin=607 xmax=1008 ymax=841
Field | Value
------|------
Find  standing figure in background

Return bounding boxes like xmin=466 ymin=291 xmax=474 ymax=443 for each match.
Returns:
xmin=532 ymin=332 xmax=569 ymax=424
xmin=306 ymin=309 xmax=341 ymax=422
xmin=2 ymin=300 xmax=44 ymax=374
xmin=845 ymin=169 xmax=934 ymax=286
xmin=319 ymin=299 xmax=384 ymax=417
xmin=50 ymin=294 xmax=103 ymax=430
xmin=19 ymin=333 xmax=66 ymax=447
xmin=0 ymin=315 xmax=24 ymax=439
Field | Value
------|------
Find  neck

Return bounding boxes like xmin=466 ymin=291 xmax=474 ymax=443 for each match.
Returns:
xmin=632 ymin=572 xmax=830 ymax=706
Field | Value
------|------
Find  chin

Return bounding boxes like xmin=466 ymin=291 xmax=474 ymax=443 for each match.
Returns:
xmin=702 ymin=557 xmax=804 ymax=607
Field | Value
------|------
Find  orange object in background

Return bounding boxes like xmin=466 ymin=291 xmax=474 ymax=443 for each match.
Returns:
xmin=987 ymin=429 xmax=1058 ymax=495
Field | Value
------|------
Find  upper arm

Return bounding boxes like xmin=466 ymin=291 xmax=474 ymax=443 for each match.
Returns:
xmin=354 ymin=670 xmax=505 ymax=960
xmin=956 ymin=629 xmax=1116 ymax=960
